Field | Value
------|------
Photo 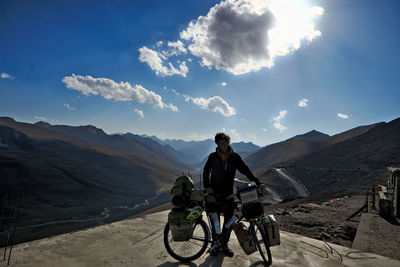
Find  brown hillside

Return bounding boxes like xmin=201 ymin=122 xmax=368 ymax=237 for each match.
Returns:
xmin=0 ymin=122 xmax=181 ymax=244
xmin=282 ymin=118 xmax=400 ymax=194
xmin=246 ymin=124 xmax=380 ymax=172
xmin=45 ymin=124 xmax=189 ymax=170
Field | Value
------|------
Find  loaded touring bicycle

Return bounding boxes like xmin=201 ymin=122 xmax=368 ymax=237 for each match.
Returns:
xmin=163 ymin=176 xmax=280 ymax=266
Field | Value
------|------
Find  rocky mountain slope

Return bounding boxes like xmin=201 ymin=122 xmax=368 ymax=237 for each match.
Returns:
xmin=247 ymin=124 xmax=381 ymax=172
xmin=277 ymin=118 xmax=400 ymax=194
xmin=34 ymin=122 xmax=190 ymax=171
xmin=245 ymin=130 xmax=330 ymax=171
xmin=0 ymin=118 xmax=183 ymax=243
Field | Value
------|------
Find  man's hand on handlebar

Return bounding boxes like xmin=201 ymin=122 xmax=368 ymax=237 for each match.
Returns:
xmin=205 ymin=187 xmax=214 ymax=194
xmin=258 ymin=183 xmax=266 ymax=191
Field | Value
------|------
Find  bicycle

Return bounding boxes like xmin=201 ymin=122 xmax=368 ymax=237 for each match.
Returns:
xmin=163 ymin=182 xmax=273 ymax=266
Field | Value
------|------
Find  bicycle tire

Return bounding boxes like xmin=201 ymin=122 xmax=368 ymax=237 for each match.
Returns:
xmin=253 ymin=223 xmax=272 ymax=266
xmin=163 ymin=219 xmax=209 ymax=262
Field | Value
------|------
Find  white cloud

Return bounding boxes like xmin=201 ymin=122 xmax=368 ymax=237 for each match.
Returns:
xmin=186 ymin=95 xmax=236 ymax=117
xmin=166 ymin=40 xmax=187 ymax=56
xmin=272 ymin=109 xmax=288 ymax=132
xmin=268 ymin=1 xmax=324 ymax=56
xmin=273 ymin=109 xmax=287 ymax=122
xmin=220 ymin=82 xmax=227 ymax=86
xmin=310 ymin=6 xmax=324 ymax=18
xmin=171 ymin=89 xmax=181 ymax=96
xmin=188 ymin=132 xmax=212 ymax=141
xmin=62 ymin=74 xmax=177 ymax=111
xmin=63 ymin=103 xmax=76 ymax=111
xmin=240 ymin=118 xmax=245 ymax=122
xmin=298 ymin=98 xmax=308 ymax=107
xmin=230 ymin=129 xmax=240 ymax=141
xmin=262 ymin=128 xmax=268 ymax=132
xmin=273 ymin=122 xmax=287 ymax=132
xmin=180 ymin=0 xmax=324 ymax=75
xmin=134 ymin=109 xmax=144 ymax=119
xmin=337 ymin=113 xmax=349 ymax=119
xmin=138 ymin=46 xmax=188 ymax=77
xmin=156 ymin=41 xmax=163 ymax=47
xmin=1 ymin=73 xmax=14 ymax=79
xmin=247 ymin=134 xmax=257 ymax=141
xmin=34 ymin=115 xmax=47 ymax=121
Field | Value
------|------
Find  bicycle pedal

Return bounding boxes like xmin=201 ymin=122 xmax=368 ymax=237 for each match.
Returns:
xmin=208 ymin=244 xmax=220 ymax=256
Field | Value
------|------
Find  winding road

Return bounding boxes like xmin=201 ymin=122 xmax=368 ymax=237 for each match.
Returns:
xmin=0 ymin=189 xmax=165 ymax=236
xmin=275 ymin=168 xmax=310 ymax=197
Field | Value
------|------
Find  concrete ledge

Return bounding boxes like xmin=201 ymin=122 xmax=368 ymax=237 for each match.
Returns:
xmin=3 ymin=211 xmax=400 ymax=266
xmin=352 ymin=213 xmax=400 ymax=260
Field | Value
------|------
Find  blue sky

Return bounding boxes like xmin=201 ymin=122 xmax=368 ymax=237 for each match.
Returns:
xmin=1 ymin=0 xmax=399 ymax=146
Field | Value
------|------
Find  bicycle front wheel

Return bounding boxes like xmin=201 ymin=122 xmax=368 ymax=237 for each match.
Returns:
xmin=254 ymin=224 xmax=272 ymax=266
xmin=163 ymin=219 xmax=209 ymax=262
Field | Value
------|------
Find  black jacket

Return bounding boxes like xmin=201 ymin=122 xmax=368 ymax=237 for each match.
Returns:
xmin=203 ymin=147 xmax=260 ymax=196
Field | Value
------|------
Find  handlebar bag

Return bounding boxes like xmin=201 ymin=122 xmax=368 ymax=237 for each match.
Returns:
xmin=233 ymin=222 xmax=257 ymax=255
xmin=237 ymin=184 xmax=259 ymax=204
xmin=261 ymin=215 xmax=281 ymax=246
xmin=168 ymin=210 xmax=195 ymax=241
xmin=241 ymin=202 xmax=264 ymax=219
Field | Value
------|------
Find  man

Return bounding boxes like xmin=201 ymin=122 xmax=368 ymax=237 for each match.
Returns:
xmin=203 ymin=132 xmax=265 ymax=257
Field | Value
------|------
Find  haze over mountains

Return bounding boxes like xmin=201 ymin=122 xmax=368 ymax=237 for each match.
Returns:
xmin=144 ymin=135 xmax=260 ymax=164
xmin=1 ymin=116 xmax=399 ymax=243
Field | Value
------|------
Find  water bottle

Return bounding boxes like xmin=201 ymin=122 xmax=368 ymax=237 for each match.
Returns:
xmin=224 ymin=215 xmax=238 ymax=229
xmin=211 ymin=212 xmax=221 ymax=235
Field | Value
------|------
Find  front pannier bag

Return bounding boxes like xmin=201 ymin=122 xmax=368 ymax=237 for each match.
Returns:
xmin=168 ymin=210 xmax=194 ymax=241
xmin=233 ymin=222 xmax=257 ymax=255
xmin=262 ymin=215 xmax=280 ymax=246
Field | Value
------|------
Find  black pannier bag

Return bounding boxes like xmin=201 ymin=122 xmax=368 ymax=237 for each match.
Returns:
xmin=237 ymin=183 xmax=263 ymax=219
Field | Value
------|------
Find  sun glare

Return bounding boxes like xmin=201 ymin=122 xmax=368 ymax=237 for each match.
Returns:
xmin=268 ymin=0 xmax=324 ymax=59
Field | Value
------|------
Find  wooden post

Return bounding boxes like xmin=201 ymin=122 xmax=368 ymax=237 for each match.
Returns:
xmin=394 ymin=172 xmax=398 ymax=217
xmin=365 ymin=191 xmax=370 ymax=213
xmin=371 ymin=185 xmax=376 ymax=210
xmin=387 ymin=167 xmax=400 ymax=218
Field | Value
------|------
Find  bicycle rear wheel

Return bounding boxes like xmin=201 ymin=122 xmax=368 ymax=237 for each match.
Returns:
xmin=163 ymin=219 xmax=209 ymax=262
xmin=254 ymin=223 xmax=272 ymax=266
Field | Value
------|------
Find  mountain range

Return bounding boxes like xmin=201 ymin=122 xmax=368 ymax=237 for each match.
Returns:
xmin=1 ymin=115 xmax=399 ymax=243
xmin=253 ymin=119 xmax=399 ymax=199
xmin=139 ymin=135 xmax=260 ymax=164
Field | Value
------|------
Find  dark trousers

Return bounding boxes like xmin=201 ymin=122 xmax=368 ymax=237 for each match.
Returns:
xmin=207 ymin=198 xmax=235 ymax=246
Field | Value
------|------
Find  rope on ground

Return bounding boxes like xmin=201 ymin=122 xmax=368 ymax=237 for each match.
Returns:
xmin=300 ymin=240 xmax=377 ymax=261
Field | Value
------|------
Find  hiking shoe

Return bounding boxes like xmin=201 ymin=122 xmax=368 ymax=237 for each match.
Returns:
xmin=221 ymin=246 xmax=234 ymax=257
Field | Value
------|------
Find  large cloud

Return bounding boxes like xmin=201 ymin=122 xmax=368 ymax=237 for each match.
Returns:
xmin=184 ymin=95 xmax=236 ymax=117
xmin=62 ymin=74 xmax=177 ymax=111
xmin=180 ymin=0 xmax=324 ymax=75
xmin=139 ymin=46 xmax=188 ymax=77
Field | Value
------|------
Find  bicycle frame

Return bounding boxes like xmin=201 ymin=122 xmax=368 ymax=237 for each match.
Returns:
xmin=164 ymin=183 xmax=272 ymax=265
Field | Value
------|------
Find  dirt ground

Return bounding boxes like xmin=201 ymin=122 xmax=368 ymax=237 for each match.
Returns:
xmin=263 ymin=192 xmax=365 ymax=248
xmin=133 ymin=192 xmax=365 ymax=248
xmin=132 ymin=190 xmax=400 ymax=260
